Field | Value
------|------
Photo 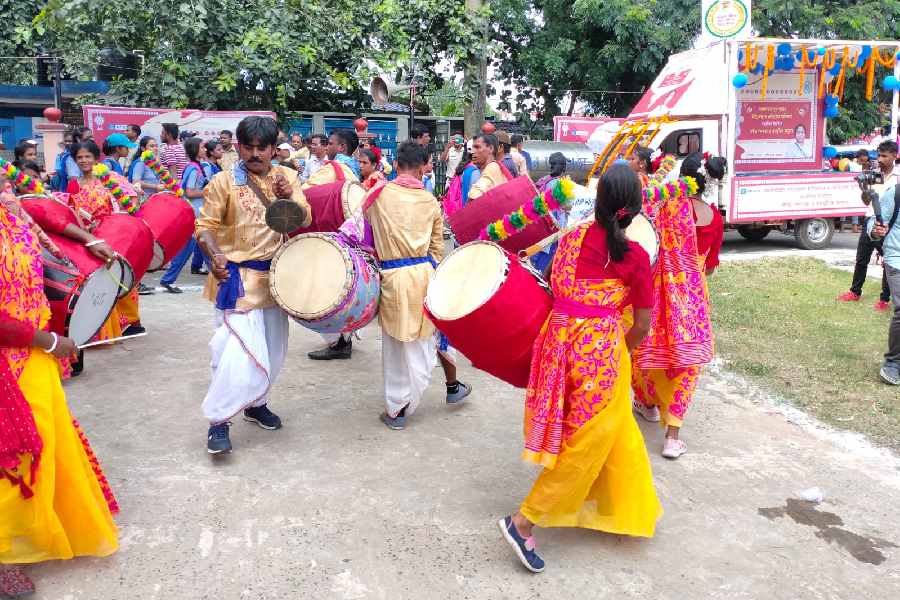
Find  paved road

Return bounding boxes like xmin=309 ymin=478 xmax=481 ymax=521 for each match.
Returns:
xmin=29 ymin=262 xmax=900 ymax=599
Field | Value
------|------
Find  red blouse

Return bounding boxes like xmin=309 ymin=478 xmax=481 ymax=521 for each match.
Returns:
xmin=694 ymin=202 xmax=724 ymax=269
xmin=574 ymin=224 xmax=653 ymax=309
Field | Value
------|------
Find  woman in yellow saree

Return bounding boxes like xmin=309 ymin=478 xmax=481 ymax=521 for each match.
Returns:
xmin=498 ymin=164 xmax=662 ymax=573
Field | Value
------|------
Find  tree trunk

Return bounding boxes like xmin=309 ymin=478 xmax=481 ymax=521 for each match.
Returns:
xmin=463 ymin=0 xmax=488 ymax=137
xmin=566 ymin=92 xmax=578 ymax=116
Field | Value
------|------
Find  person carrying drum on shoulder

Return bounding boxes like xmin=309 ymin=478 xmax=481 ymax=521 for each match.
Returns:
xmin=196 ymin=116 xmax=312 ymax=455
xmin=468 ymin=133 xmax=514 ymax=200
xmin=366 ymin=142 xmax=467 ymax=430
xmin=304 ymin=128 xmax=361 ymax=361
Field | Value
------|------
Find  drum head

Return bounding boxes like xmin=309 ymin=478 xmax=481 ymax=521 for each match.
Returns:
xmin=266 ymin=200 xmax=305 ymax=234
xmin=147 ymin=242 xmax=165 ymax=272
xmin=271 ymin=234 xmax=350 ymax=319
xmin=625 ymin=214 xmax=659 ymax=266
xmin=342 ymin=181 xmax=367 ymax=219
xmin=426 ymin=241 xmax=507 ymax=320
xmin=69 ymin=267 xmax=119 ymax=345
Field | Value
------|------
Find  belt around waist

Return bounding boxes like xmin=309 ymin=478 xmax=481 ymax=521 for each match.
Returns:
xmin=380 ymin=256 xmax=437 ymax=270
xmin=216 ymin=259 xmax=272 ymax=310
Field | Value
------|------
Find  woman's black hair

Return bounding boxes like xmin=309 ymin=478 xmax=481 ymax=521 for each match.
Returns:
xmin=204 ymin=139 xmax=221 ymax=157
xmin=633 ymin=146 xmax=653 ymax=173
xmin=548 ymin=152 xmax=567 ymax=177
xmin=454 ymin=150 xmax=473 ymax=177
xmin=102 ymin=138 xmax=115 ymax=157
xmin=14 ymin=141 xmax=36 ymax=162
xmin=138 ymin=135 xmax=154 ymax=152
xmin=680 ymin=152 xmax=727 ymax=195
xmin=358 ymin=148 xmax=377 ymax=166
xmin=184 ymin=136 xmax=203 ymax=162
xmin=236 ymin=116 xmax=278 ymax=148
xmin=474 ymin=133 xmax=499 ymax=157
xmin=15 ymin=160 xmax=42 ymax=174
xmin=71 ymin=126 xmax=91 ymax=143
xmin=71 ymin=140 xmax=101 ymax=160
xmin=594 ymin=163 xmax=642 ymax=262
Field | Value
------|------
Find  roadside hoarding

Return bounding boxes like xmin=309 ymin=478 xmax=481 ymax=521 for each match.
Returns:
xmin=729 ymin=172 xmax=863 ymax=223
xmin=82 ymin=105 xmax=277 ymax=148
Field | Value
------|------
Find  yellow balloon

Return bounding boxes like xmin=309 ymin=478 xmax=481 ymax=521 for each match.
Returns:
xmin=838 ymin=158 xmax=850 ymax=171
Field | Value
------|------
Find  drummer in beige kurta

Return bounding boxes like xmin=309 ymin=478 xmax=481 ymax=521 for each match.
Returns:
xmin=365 ymin=172 xmax=444 ymax=420
xmin=468 ymin=161 xmax=509 ymax=200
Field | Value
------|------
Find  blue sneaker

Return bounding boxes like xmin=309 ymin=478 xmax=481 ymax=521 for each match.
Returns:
xmin=243 ymin=405 xmax=283 ymax=430
xmin=207 ymin=423 xmax=232 ymax=454
xmin=380 ymin=411 xmax=406 ymax=430
xmin=497 ymin=516 xmax=545 ymax=573
xmin=446 ymin=381 xmax=472 ymax=405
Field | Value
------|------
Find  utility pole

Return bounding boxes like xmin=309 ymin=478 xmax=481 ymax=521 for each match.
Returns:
xmin=463 ymin=0 xmax=488 ymax=137
xmin=52 ymin=56 xmax=63 ymax=110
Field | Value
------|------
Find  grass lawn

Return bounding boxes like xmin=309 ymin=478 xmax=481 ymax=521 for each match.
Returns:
xmin=708 ymin=257 xmax=899 ymax=451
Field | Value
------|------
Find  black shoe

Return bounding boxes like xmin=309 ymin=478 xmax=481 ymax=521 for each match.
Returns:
xmin=162 ymin=283 xmax=183 ymax=294
xmin=138 ymin=282 xmax=155 ymax=295
xmin=243 ymin=405 xmax=283 ymax=430
xmin=191 ymin=268 xmax=209 ymax=275
xmin=307 ymin=338 xmax=352 ymax=360
xmin=71 ymin=349 xmax=84 ymax=377
xmin=122 ymin=324 xmax=146 ymax=337
xmin=207 ymin=422 xmax=232 ymax=454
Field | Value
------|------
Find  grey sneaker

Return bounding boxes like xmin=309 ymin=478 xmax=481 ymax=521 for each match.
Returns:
xmin=880 ymin=363 xmax=900 ymax=385
xmin=380 ymin=411 xmax=406 ymax=430
xmin=446 ymin=382 xmax=472 ymax=405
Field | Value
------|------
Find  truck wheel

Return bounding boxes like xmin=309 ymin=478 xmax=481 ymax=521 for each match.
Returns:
xmin=794 ymin=218 xmax=834 ymax=250
xmin=737 ymin=226 xmax=770 ymax=242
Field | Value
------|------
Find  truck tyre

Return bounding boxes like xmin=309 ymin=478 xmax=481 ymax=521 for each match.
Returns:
xmin=794 ymin=218 xmax=834 ymax=250
xmin=737 ymin=226 xmax=770 ymax=242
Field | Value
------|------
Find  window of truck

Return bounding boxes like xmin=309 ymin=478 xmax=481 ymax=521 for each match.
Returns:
xmin=659 ymin=129 xmax=702 ymax=157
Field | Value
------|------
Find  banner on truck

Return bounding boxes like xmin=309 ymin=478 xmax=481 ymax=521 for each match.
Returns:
xmin=82 ymin=105 xmax=277 ymax=149
xmin=733 ymin=72 xmax=824 ymax=173
xmin=700 ymin=0 xmax=752 ymax=46
xmin=729 ymin=173 xmax=863 ymax=223
xmin=553 ymin=116 xmax=624 ymax=144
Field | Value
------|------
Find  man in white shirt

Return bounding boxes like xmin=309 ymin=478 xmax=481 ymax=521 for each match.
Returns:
xmin=441 ymin=134 xmax=466 ymax=179
xmin=300 ymin=133 xmax=328 ymax=182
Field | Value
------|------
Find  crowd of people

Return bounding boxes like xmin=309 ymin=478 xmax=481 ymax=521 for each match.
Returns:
xmin=0 ymin=107 xmax=733 ymax=594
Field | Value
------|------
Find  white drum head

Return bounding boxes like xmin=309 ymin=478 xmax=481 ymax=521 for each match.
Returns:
xmin=625 ymin=214 xmax=659 ymax=266
xmin=426 ymin=241 xmax=507 ymax=320
xmin=147 ymin=242 xmax=165 ymax=271
xmin=271 ymin=235 xmax=350 ymax=319
xmin=69 ymin=267 xmax=119 ymax=345
xmin=342 ymin=181 xmax=367 ymax=219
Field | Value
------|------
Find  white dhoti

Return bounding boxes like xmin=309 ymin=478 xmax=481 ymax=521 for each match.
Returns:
xmin=382 ymin=333 xmax=437 ymax=417
xmin=202 ymin=307 xmax=289 ymax=424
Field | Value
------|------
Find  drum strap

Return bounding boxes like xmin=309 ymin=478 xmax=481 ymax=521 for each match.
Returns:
xmin=245 ymin=176 xmax=274 ymax=210
xmin=331 ymin=161 xmax=346 ymax=182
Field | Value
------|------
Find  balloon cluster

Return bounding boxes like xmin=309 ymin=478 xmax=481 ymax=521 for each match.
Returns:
xmin=140 ymin=150 xmax=184 ymax=197
xmin=479 ymin=178 xmax=575 ymax=243
xmin=824 ymin=94 xmax=840 ymax=119
xmin=0 ymin=157 xmax=44 ymax=194
xmin=883 ymin=75 xmax=900 ymax=91
xmin=823 ymin=146 xmax=838 ymax=159
xmin=93 ymin=163 xmax=138 ymax=214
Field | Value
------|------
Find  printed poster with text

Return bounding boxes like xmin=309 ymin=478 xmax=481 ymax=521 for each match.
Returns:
xmin=733 ymin=71 xmax=823 ymax=173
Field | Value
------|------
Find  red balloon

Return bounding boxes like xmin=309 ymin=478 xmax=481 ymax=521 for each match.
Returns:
xmin=353 ymin=117 xmax=368 ymax=134
xmin=43 ymin=107 xmax=62 ymax=122
xmin=481 ymin=121 xmax=496 ymax=134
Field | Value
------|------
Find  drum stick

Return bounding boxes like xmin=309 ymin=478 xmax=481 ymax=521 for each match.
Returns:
xmin=520 ymin=216 xmax=597 ymax=258
xmin=78 ymin=332 xmax=147 ymax=349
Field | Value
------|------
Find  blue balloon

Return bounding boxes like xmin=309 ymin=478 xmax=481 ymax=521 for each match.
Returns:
xmin=869 ymin=150 xmax=878 ymax=160
xmin=828 ymin=63 xmax=842 ymax=76
xmin=824 ymin=106 xmax=840 ymax=119
xmin=883 ymin=75 xmax=900 ymax=91
xmin=817 ymin=47 xmax=827 ymax=56
xmin=823 ymin=146 xmax=838 ymax=158
xmin=738 ymin=49 xmax=745 ymax=63
xmin=777 ymin=42 xmax=793 ymax=56
xmin=824 ymin=94 xmax=839 ymax=107
xmin=751 ymin=63 xmax=765 ymax=75
xmin=859 ymin=45 xmax=872 ymax=62
xmin=732 ymin=73 xmax=749 ymax=88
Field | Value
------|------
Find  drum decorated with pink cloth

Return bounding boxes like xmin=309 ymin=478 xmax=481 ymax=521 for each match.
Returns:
xmin=93 ymin=214 xmax=155 ymax=297
xmin=42 ymin=234 xmax=123 ymax=345
xmin=270 ymin=233 xmax=380 ymax=333
xmin=137 ymin=192 xmax=196 ymax=271
xmin=19 ymin=193 xmax=79 ymax=229
xmin=425 ymin=240 xmax=553 ymax=388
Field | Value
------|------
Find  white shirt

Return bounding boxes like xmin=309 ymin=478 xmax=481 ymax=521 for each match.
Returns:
xmin=301 ymin=155 xmax=326 ymax=182
xmin=446 ymin=146 xmax=464 ymax=176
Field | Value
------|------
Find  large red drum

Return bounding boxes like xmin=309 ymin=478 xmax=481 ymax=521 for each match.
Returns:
xmin=292 ymin=180 xmax=367 ymax=236
xmin=93 ymin=214 xmax=155 ymax=296
xmin=42 ymin=234 xmax=123 ymax=345
xmin=137 ymin=192 xmax=196 ymax=271
xmin=447 ymin=176 xmax=557 ymax=254
xmin=425 ymin=240 xmax=553 ymax=388
xmin=19 ymin=193 xmax=79 ymax=230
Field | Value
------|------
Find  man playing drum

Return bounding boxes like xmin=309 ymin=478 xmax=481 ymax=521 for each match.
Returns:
xmin=366 ymin=142 xmax=453 ymax=430
xmin=303 ymin=128 xmax=361 ymax=361
xmin=468 ymin=133 xmax=512 ymax=200
xmin=196 ymin=116 xmax=311 ymax=454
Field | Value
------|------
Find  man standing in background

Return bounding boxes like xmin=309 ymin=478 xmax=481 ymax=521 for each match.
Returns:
xmin=300 ymin=134 xmax=328 ymax=182
xmin=511 ymin=134 xmax=532 ymax=175
xmin=219 ymin=130 xmax=239 ymax=173
xmin=159 ymin=123 xmax=188 ymax=180
xmin=440 ymin=134 xmax=465 ymax=180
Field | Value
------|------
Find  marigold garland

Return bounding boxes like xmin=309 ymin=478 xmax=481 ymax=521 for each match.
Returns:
xmin=0 ymin=157 xmax=44 ymax=194
xmin=643 ymin=176 xmax=699 ymax=219
xmin=479 ymin=178 xmax=576 ymax=242
xmin=140 ymin=150 xmax=184 ymax=197
xmin=93 ymin=163 xmax=138 ymax=214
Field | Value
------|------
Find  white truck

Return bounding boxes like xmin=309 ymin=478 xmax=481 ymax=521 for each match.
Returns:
xmin=587 ymin=38 xmax=900 ymax=249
